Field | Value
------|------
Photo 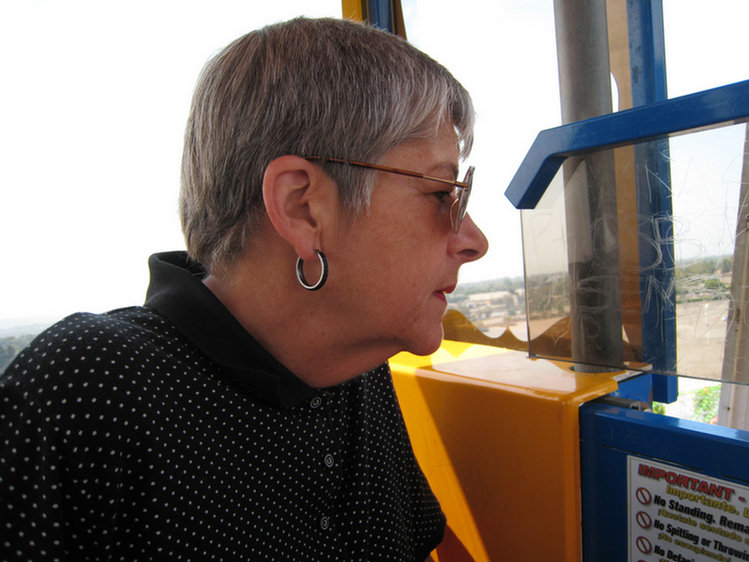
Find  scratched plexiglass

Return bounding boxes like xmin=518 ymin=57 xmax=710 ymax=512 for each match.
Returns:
xmin=519 ymin=122 xmax=749 ymax=382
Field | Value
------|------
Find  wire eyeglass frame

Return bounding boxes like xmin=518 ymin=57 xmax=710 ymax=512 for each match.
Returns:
xmin=304 ymin=156 xmax=474 ymax=232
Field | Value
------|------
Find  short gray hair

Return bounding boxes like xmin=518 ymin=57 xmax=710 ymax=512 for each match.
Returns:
xmin=180 ymin=17 xmax=475 ymax=270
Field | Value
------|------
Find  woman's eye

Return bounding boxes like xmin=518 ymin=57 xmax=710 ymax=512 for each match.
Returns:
xmin=433 ymin=190 xmax=454 ymax=203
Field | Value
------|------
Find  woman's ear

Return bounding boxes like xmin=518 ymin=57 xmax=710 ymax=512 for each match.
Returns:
xmin=262 ymin=156 xmax=338 ymax=260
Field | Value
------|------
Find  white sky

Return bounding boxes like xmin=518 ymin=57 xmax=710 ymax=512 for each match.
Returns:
xmin=1 ymin=0 xmax=747 ymax=326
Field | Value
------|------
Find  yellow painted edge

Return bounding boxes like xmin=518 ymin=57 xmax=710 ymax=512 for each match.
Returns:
xmin=341 ymin=0 xmax=364 ymax=21
xmin=391 ymin=340 xmax=622 ymax=402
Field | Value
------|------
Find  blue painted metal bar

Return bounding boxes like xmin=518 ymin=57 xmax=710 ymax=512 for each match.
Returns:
xmin=609 ymin=372 xmax=653 ymax=403
xmin=366 ymin=0 xmax=394 ymax=32
xmin=505 ymin=79 xmax=749 ymax=210
xmin=580 ymin=401 xmax=749 ymax=561
xmin=627 ymin=0 xmax=668 ymax=106
xmin=626 ymin=0 xmax=677 ymax=400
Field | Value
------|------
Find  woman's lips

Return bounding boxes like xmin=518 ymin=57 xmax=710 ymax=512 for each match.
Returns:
xmin=434 ymin=285 xmax=455 ymax=303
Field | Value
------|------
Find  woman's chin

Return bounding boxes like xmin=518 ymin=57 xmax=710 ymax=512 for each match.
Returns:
xmin=404 ymin=327 xmax=445 ymax=357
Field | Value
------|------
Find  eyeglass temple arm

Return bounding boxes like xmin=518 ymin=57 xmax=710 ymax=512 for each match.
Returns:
xmin=305 ymin=156 xmax=470 ymax=189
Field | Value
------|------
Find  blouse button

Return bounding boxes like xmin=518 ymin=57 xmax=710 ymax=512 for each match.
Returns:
xmin=323 ymin=453 xmax=334 ymax=468
xmin=320 ymin=516 xmax=330 ymax=530
xmin=310 ymin=396 xmax=323 ymax=409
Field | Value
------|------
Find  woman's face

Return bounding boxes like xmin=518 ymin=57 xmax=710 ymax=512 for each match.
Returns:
xmin=326 ymin=123 xmax=489 ymax=358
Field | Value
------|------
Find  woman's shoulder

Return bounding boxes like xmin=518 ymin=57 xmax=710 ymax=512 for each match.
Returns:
xmin=1 ymin=307 xmax=173 ymax=385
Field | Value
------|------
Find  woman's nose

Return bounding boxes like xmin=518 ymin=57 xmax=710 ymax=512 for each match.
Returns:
xmin=453 ymin=213 xmax=489 ymax=263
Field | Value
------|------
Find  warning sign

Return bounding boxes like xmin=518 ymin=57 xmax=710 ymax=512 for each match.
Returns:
xmin=628 ymin=456 xmax=749 ymax=561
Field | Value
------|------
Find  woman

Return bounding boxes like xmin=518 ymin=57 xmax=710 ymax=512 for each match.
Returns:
xmin=1 ymin=17 xmax=487 ymax=561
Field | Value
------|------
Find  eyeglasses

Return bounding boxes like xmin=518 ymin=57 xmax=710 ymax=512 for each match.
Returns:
xmin=304 ymin=156 xmax=474 ymax=233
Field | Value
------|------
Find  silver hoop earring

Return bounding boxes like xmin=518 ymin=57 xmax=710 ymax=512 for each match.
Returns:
xmin=296 ymin=250 xmax=328 ymax=291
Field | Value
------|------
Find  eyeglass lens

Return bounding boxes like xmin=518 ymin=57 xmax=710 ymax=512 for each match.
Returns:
xmin=451 ymin=166 xmax=474 ymax=232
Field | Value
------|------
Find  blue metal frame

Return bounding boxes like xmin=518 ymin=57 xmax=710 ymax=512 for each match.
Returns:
xmin=609 ymin=372 xmax=654 ymax=403
xmin=364 ymin=0 xmax=396 ymax=32
xmin=580 ymin=401 xmax=749 ymax=562
xmin=505 ymin=79 xmax=749 ymax=210
xmin=627 ymin=0 xmax=676 ymax=401
xmin=627 ymin=0 xmax=668 ymax=106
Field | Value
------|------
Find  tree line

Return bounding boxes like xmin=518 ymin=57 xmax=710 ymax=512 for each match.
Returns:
xmin=0 ymin=334 xmax=37 ymax=373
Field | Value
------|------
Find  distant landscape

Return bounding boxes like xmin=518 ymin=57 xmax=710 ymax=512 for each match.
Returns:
xmin=0 ymin=255 xmax=735 ymax=374
xmin=0 ymin=331 xmax=43 ymax=372
xmin=449 ymin=254 xmax=734 ymax=332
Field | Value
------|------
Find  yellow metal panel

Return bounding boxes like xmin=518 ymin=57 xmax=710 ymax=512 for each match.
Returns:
xmin=391 ymin=341 xmax=620 ymax=562
xmin=341 ymin=0 xmax=364 ymax=21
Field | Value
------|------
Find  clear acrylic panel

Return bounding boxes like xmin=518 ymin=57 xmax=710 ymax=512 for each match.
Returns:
xmin=518 ymin=122 xmax=749 ymax=382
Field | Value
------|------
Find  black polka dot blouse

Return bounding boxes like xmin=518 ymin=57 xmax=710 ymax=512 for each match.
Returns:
xmin=1 ymin=251 xmax=445 ymax=561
